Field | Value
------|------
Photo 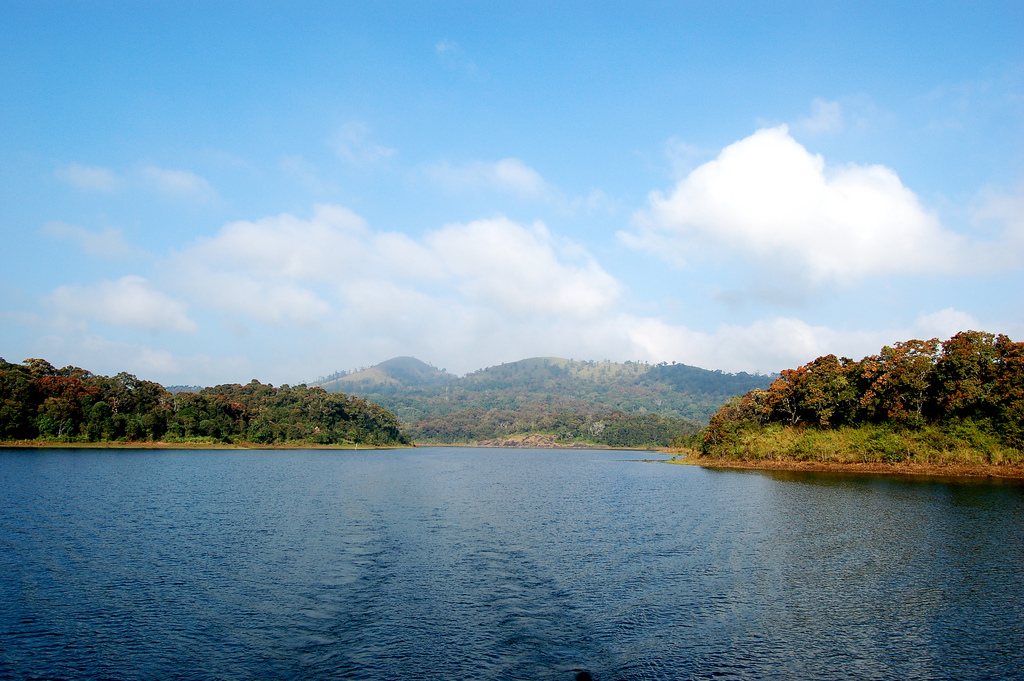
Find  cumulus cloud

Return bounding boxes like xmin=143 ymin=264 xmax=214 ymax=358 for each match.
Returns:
xmin=628 ymin=125 xmax=969 ymax=284
xmin=627 ymin=316 xmax=836 ymax=373
xmin=426 ymin=218 xmax=620 ymax=319
xmin=170 ymin=205 xmax=618 ymax=330
xmin=140 ymin=166 xmax=217 ymax=201
xmin=622 ymin=309 xmax=992 ymax=375
xmin=41 ymin=221 xmax=139 ymax=259
xmin=426 ymin=158 xmax=549 ymax=198
xmin=169 ymin=205 xmax=368 ymax=325
xmin=101 ymin=198 xmax=1002 ymax=381
xmin=51 ymin=276 xmax=197 ymax=333
xmin=55 ymin=163 xmax=122 ymax=192
xmin=912 ymin=308 xmax=981 ymax=340
xmin=200 ymin=204 xmax=370 ymax=280
xmin=333 ymin=122 xmax=396 ymax=166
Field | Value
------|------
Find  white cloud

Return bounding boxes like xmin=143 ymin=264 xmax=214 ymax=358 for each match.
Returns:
xmin=34 ymin=330 xmax=251 ymax=385
xmin=425 ymin=158 xmax=614 ymax=216
xmin=169 ymin=205 xmax=368 ymax=325
xmin=912 ymin=308 xmax=981 ymax=340
xmin=627 ymin=316 xmax=835 ymax=373
xmin=205 ymin=204 xmax=375 ymax=279
xmin=196 ymin=273 xmax=332 ymax=326
xmin=41 ymin=222 xmax=139 ymax=259
xmin=170 ymin=206 xmax=618 ymax=328
xmin=81 ymin=196 xmax=1007 ymax=382
xmin=621 ymin=309 xmax=993 ymax=374
xmin=333 ymin=122 xmax=396 ymax=166
xmin=140 ymin=165 xmax=216 ymax=201
xmin=426 ymin=217 xmax=620 ymax=319
xmin=51 ymin=276 xmax=197 ymax=333
xmin=795 ymin=98 xmax=844 ymax=134
xmin=490 ymin=159 xmax=547 ymax=196
xmin=426 ymin=157 xmax=549 ymax=198
xmin=55 ymin=163 xmax=122 ymax=192
xmin=629 ymin=125 xmax=970 ymax=285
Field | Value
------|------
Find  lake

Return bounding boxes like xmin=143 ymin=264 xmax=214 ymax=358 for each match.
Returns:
xmin=1 ymin=447 xmax=1022 ymax=680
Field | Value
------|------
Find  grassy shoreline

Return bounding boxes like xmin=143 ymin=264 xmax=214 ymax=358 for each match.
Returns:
xmin=669 ymin=421 xmax=1024 ymax=479
xmin=9 ymin=434 xmax=1022 ymax=479
xmin=668 ymin=453 xmax=1024 ymax=480
xmin=707 ymin=423 xmax=1022 ymax=464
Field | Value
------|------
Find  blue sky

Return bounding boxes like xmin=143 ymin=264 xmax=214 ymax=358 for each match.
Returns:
xmin=2 ymin=2 xmax=1022 ymax=385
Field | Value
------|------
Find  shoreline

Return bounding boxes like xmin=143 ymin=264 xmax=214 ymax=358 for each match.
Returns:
xmin=0 ymin=440 xmax=411 ymax=451
xmin=670 ymin=455 xmax=1024 ymax=480
xmin=8 ymin=441 xmax=1022 ymax=479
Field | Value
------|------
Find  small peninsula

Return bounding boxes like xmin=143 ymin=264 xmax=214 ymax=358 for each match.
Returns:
xmin=677 ymin=331 xmax=1024 ymax=478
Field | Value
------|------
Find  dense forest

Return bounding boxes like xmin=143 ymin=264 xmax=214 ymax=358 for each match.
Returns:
xmin=696 ymin=331 xmax=1024 ymax=465
xmin=407 ymin=407 xmax=699 ymax=448
xmin=0 ymin=358 xmax=409 ymax=446
xmin=319 ymin=356 xmax=771 ymax=424
xmin=315 ymin=355 xmax=769 ymax=447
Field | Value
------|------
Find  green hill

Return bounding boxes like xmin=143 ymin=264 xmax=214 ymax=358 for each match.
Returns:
xmin=318 ymin=356 xmax=452 ymax=392
xmin=312 ymin=357 xmax=773 ymax=447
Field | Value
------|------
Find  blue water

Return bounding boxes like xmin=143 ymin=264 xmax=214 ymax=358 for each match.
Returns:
xmin=1 ymin=448 xmax=1022 ymax=680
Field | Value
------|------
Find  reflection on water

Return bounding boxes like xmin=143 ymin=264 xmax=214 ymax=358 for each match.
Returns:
xmin=1 ymin=448 xmax=1022 ymax=680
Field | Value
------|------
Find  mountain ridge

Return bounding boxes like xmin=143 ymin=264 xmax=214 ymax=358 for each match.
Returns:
xmin=311 ymin=356 xmax=774 ymax=446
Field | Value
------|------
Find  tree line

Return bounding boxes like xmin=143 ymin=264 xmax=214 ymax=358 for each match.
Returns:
xmin=700 ymin=331 xmax=1024 ymax=455
xmin=0 ymin=358 xmax=409 ymax=446
xmin=330 ymin=357 xmax=772 ymax=432
xmin=406 ymin=406 xmax=699 ymax=448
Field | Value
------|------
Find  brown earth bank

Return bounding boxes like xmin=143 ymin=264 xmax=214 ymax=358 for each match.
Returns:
xmin=669 ymin=454 xmax=1024 ymax=480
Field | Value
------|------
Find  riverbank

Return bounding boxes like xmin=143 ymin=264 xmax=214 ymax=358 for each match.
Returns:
xmin=668 ymin=450 xmax=1024 ymax=479
xmin=2 ymin=437 xmax=653 ymax=451
xmin=0 ymin=439 xmax=411 ymax=450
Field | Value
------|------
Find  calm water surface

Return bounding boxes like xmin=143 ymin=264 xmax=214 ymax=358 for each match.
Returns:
xmin=1 ymin=447 xmax=1022 ymax=680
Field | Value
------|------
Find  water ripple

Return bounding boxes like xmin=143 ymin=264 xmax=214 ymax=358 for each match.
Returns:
xmin=1 ymin=448 xmax=1022 ymax=680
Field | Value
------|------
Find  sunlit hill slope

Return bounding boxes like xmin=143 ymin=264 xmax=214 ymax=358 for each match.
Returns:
xmin=313 ymin=357 xmax=773 ymax=446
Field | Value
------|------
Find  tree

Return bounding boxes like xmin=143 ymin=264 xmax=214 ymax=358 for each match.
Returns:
xmin=764 ymin=367 xmax=808 ymax=425
xmin=991 ymin=335 xmax=1024 ymax=446
xmin=858 ymin=339 xmax=940 ymax=426
xmin=934 ymin=331 xmax=1000 ymax=420
xmin=0 ymin=360 xmax=36 ymax=439
xmin=800 ymin=355 xmax=859 ymax=427
xmin=34 ymin=374 xmax=98 ymax=439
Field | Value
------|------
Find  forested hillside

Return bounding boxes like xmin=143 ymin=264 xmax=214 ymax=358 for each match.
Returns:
xmin=315 ymin=356 xmax=772 ymax=447
xmin=0 ymin=358 xmax=409 ymax=446
xmin=697 ymin=331 xmax=1024 ymax=465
